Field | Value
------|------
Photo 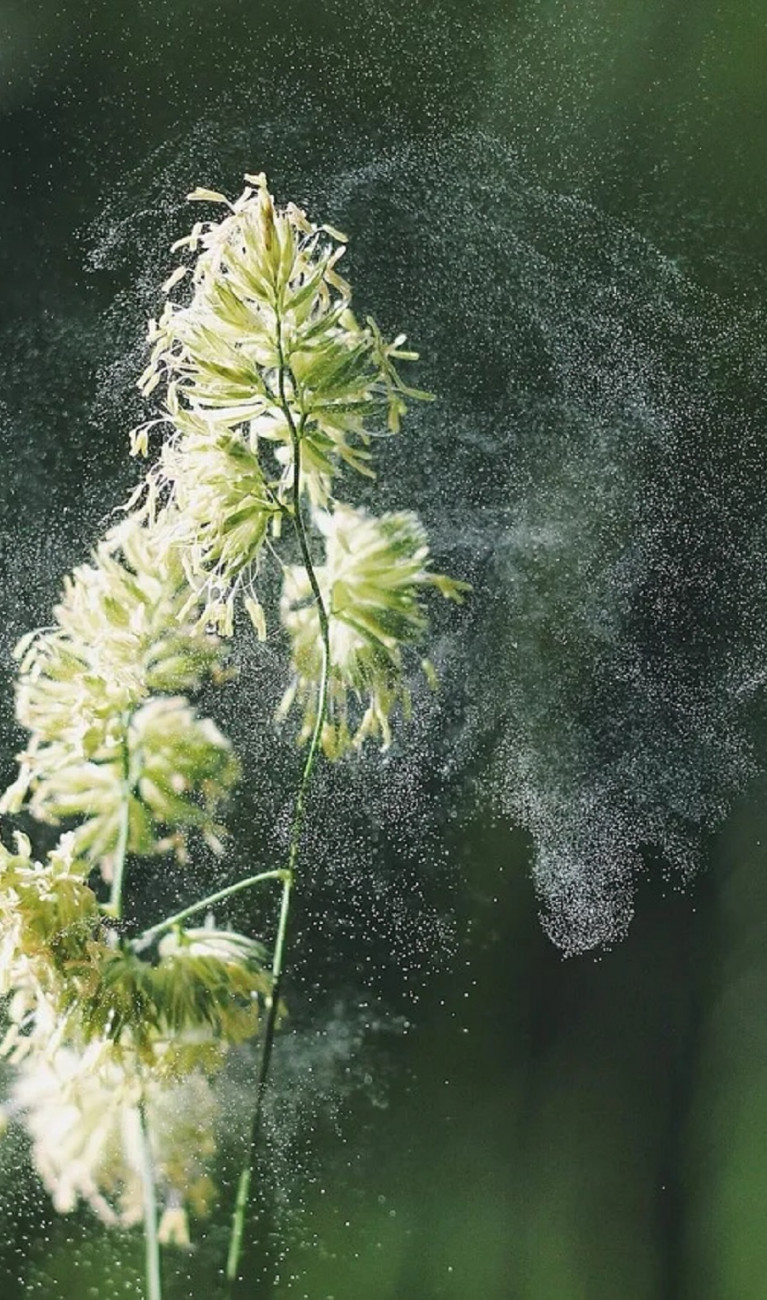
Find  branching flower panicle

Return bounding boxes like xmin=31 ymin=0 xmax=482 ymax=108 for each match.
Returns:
xmin=0 ymin=170 xmax=467 ymax=1288
xmin=0 ymin=832 xmax=268 ymax=1249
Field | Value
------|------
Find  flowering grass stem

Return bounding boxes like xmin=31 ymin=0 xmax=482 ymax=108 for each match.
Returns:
xmin=0 ymin=177 xmax=456 ymax=1293
xmin=226 ymin=325 xmax=331 ymax=1292
xmin=106 ymin=742 xmax=132 ymax=918
xmin=134 ymin=870 xmax=288 ymax=949
xmin=137 ymin=1102 xmax=163 ymax=1300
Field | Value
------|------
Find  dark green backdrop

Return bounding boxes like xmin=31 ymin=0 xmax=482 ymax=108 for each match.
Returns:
xmin=2 ymin=1 xmax=767 ymax=1296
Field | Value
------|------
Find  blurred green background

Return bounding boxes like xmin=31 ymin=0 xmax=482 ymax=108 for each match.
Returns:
xmin=2 ymin=1 xmax=767 ymax=1297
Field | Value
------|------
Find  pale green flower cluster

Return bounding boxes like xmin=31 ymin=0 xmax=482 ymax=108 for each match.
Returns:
xmin=1 ymin=513 xmax=237 ymax=866
xmin=135 ymin=174 xmax=425 ymax=489
xmin=0 ymin=831 xmax=269 ymax=1237
xmin=12 ymin=1045 xmax=217 ymax=1239
xmin=0 ymin=832 xmax=99 ymax=1005
xmin=147 ymin=410 xmax=276 ymax=636
xmin=280 ymin=504 xmax=465 ymax=754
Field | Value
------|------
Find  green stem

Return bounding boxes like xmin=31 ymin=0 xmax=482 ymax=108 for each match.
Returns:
xmin=106 ymin=728 xmax=133 ymax=919
xmin=226 ymin=316 xmax=331 ymax=1291
xmin=137 ymin=1102 xmax=163 ymax=1300
xmin=134 ymin=870 xmax=288 ymax=949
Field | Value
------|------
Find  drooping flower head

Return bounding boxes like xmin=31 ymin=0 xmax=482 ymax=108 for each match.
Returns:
xmin=12 ymin=1045 xmax=219 ymax=1239
xmin=22 ymin=696 xmax=239 ymax=869
xmin=0 ymin=826 xmax=269 ymax=1075
xmin=280 ymin=504 xmax=466 ymax=755
xmin=71 ymin=920 xmax=271 ymax=1063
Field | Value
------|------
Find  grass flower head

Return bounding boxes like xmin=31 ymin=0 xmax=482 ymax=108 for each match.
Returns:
xmin=12 ymin=1046 xmax=218 ymax=1233
xmin=280 ymin=504 xmax=465 ymax=755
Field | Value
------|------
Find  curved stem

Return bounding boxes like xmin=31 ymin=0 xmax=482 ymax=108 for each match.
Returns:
xmin=226 ymin=317 xmax=331 ymax=1291
xmin=133 ymin=870 xmax=287 ymax=949
xmin=137 ymin=1102 xmax=163 ymax=1300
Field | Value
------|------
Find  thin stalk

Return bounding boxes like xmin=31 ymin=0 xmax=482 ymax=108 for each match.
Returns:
xmin=137 ymin=1102 xmax=163 ymax=1300
xmin=106 ymin=727 xmax=133 ymax=919
xmin=226 ymin=314 xmax=331 ymax=1290
xmin=134 ymin=870 xmax=288 ymax=949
